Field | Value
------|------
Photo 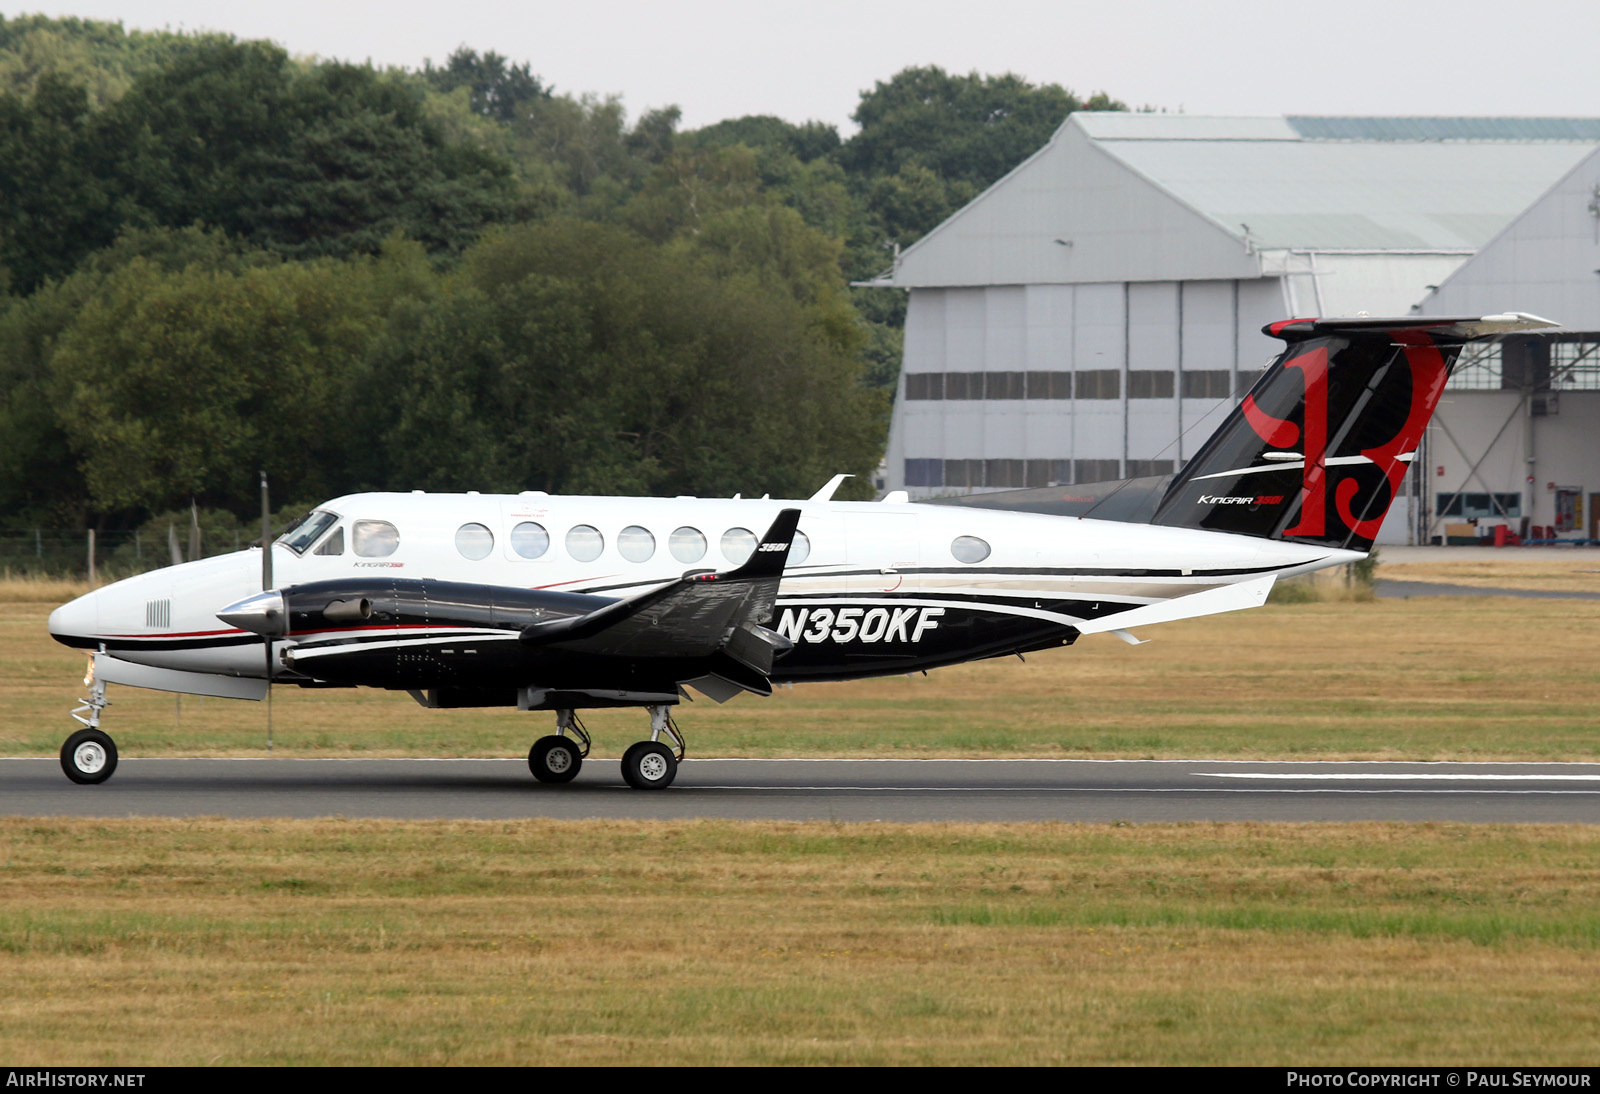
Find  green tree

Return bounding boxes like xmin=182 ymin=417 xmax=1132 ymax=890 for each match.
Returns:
xmin=47 ymin=255 xmax=387 ymax=517
xmin=0 ymin=226 xmax=268 ymax=526
xmin=97 ymin=41 xmax=521 ymax=262
xmin=0 ymin=73 xmax=112 ymax=293
xmin=0 ymin=14 xmax=221 ymax=108
xmin=361 ymin=218 xmax=885 ymax=500
xmin=422 ymin=46 xmax=548 ymax=122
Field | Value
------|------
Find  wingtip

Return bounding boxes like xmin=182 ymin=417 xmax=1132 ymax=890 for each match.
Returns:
xmin=722 ymin=508 xmax=802 ymax=579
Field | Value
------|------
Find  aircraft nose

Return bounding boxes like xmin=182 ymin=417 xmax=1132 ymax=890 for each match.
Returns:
xmin=48 ymin=592 xmax=100 ymax=648
xmin=217 ymin=590 xmax=287 ymax=636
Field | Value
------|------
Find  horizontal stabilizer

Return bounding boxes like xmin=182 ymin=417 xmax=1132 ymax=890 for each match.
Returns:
xmin=1075 ymin=576 xmax=1276 ymax=636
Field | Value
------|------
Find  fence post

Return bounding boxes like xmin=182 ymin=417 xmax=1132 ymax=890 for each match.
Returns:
xmin=87 ymin=529 xmax=97 ymax=588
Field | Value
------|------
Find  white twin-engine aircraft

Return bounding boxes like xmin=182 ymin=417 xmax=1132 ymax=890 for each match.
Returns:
xmin=48 ymin=314 xmax=1553 ymax=788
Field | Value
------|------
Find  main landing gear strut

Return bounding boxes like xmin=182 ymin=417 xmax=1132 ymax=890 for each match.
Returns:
xmin=62 ymin=658 xmax=118 ymax=785
xmin=528 ymin=704 xmax=685 ymax=790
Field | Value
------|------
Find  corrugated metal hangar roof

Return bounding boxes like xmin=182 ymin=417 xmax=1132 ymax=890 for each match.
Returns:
xmin=877 ymin=113 xmax=1600 ymax=288
xmin=1106 ymin=137 xmax=1591 ymax=249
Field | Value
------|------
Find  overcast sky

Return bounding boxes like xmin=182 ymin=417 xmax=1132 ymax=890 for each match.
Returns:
xmin=11 ymin=1 xmax=1600 ymax=133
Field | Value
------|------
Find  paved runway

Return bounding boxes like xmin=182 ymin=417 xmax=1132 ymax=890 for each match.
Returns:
xmin=5 ymin=757 xmax=1600 ymax=823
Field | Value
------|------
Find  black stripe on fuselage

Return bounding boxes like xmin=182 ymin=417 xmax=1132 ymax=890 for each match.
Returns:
xmin=52 ymin=632 xmax=263 ymax=652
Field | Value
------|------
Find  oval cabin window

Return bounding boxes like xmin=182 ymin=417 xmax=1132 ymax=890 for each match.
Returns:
xmin=510 ymin=522 xmax=549 ymax=559
xmin=950 ymin=535 xmax=990 ymax=564
xmin=721 ymin=527 xmax=756 ymax=565
xmin=455 ymin=523 xmax=494 ymax=560
xmin=789 ymin=531 xmax=811 ymax=565
xmin=670 ymin=527 xmax=706 ymax=563
xmin=566 ymin=524 xmax=604 ymax=562
xmin=618 ymin=525 xmax=655 ymax=563
xmin=351 ymin=520 xmax=400 ymax=558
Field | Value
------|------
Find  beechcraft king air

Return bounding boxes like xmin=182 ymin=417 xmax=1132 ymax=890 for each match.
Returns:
xmin=48 ymin=314 xmax=1554 ymax=788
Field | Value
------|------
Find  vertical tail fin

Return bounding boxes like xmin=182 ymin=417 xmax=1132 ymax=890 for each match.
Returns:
xmin=1149 ymin=314 xmax=1557 ymax=552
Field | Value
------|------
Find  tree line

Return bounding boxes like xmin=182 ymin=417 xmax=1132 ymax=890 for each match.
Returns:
xmin=0 ymin=15 xmax=1126 ymax=537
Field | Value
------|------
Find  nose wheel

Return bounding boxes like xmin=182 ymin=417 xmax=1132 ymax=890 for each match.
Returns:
xmin=61 ymin=728 xmax=118 ymax=784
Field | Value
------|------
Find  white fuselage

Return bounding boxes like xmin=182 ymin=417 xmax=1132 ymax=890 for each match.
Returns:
xmin=49 ymin=490 xmax=1359 ymax=683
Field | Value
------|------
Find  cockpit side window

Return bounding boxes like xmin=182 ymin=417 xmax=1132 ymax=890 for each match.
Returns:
xmin=352 ymin=519 xmax=400 ymax=558
xmin=279 ymin=510 xmax=340 ymax=555
xmin=313 ymin=527 xmax=345 ymax=556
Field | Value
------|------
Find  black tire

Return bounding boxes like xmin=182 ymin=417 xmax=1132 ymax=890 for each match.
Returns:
xmin=529 ymin=735 xmax=582 ymax=784
xmin=61 ymin=728 xmax=117 ymax=785
xmin=621 ymin=741 xmax=677 ymax=790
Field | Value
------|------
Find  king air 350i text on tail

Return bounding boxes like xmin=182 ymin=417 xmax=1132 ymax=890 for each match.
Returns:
xmin=48 ymin=314 xmax=1554 ymax=788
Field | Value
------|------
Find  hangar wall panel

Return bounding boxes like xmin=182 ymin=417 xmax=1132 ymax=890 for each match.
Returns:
xmin=1424 ymin=145 xmax=1600 ymax=332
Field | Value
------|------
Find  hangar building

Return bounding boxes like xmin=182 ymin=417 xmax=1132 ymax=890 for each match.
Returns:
xmin=869 ymin=114 xmax=1600 ymax=542
xmin=1415 ymin=142 xmax=1600 ymax=540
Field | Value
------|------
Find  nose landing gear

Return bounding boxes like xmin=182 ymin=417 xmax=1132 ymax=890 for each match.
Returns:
xmin=62 ymin=664 xmax=117 ymax=784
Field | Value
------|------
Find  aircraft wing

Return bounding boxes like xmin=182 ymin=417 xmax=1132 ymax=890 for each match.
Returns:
xmin=518 ymin=509 xmax=800 ymax=677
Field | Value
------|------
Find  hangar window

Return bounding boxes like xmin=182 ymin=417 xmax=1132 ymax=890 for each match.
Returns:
xmin=670 ymin=526 xmax=707 ymax=563
xmin=313 ymin=527 xmax=344 ymax=556
xmin=1027 ymin=371 xmax=1072 ymax=399
xmin=455 ymin=523 xmax=494 ymax=560
xmin=352 ymin=520 xmax=399 ymax=558
xmin=1182 ymin=371 xmax=1233 ymax=399
xmin=1436 ymin=493 xmax=1521 ymax=519
xmin=904 ymin=459 xmax=943 ymax=488
xmin=1127 ymin=371 xmax=1175 ymax=399
xmin=511 ymin=522 xmax=550 ymax=559
xmin=1074 ymin=459 xmax=1122 ymax=483
xmin=721 ymin=527 xmax=757 ymax=565
xmin=984 ymin=372 xmax=1025 ymax=399
xmin=1076 ymin=370 xmax=1121 ymax=399
xmin=566 ymin=525 xmax=604 ymax=562
xmin=279 ymin=510 xmax=339 ymax=554
xmin=1126 ymin=459 xmax=1175 ymax=477
xmin=618 ymin=525 xmax=656 ymax=563
xmin=951 ymin=536 xmax=991 ymax=564
xmin=789 ymin=531 xmax=811 ymax=566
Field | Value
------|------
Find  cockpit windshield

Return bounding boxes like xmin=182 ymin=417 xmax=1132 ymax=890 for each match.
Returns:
xmin=277 ymin=510 xmax=340 ymax=554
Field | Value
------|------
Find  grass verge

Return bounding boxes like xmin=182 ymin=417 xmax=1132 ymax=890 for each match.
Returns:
xmin=1 ymin=818 xmax=1596 ymax=1065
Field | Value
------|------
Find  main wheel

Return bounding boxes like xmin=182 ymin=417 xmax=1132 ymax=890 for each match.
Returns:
xmin=61 ymin=728 xmax=117 ymax=785
xmin=529 ymin=735 xmax=582 ymax=784
xmin=621 ymin=741 xmax=677 ymax=790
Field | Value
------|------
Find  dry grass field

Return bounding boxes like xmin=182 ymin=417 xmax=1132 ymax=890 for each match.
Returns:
xmin=2 ymin=818 xmax=1598 ymax=1065
xmin=3 ymin=558 xmax=1598 ymax=1064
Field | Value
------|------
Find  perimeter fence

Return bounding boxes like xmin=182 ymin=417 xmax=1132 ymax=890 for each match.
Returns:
xmin=0 ymin=528 xmax=255 ymax=581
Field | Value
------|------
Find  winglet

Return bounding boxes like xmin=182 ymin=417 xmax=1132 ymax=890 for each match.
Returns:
xmin=722 ymin=508 xmax=802 ymax=580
